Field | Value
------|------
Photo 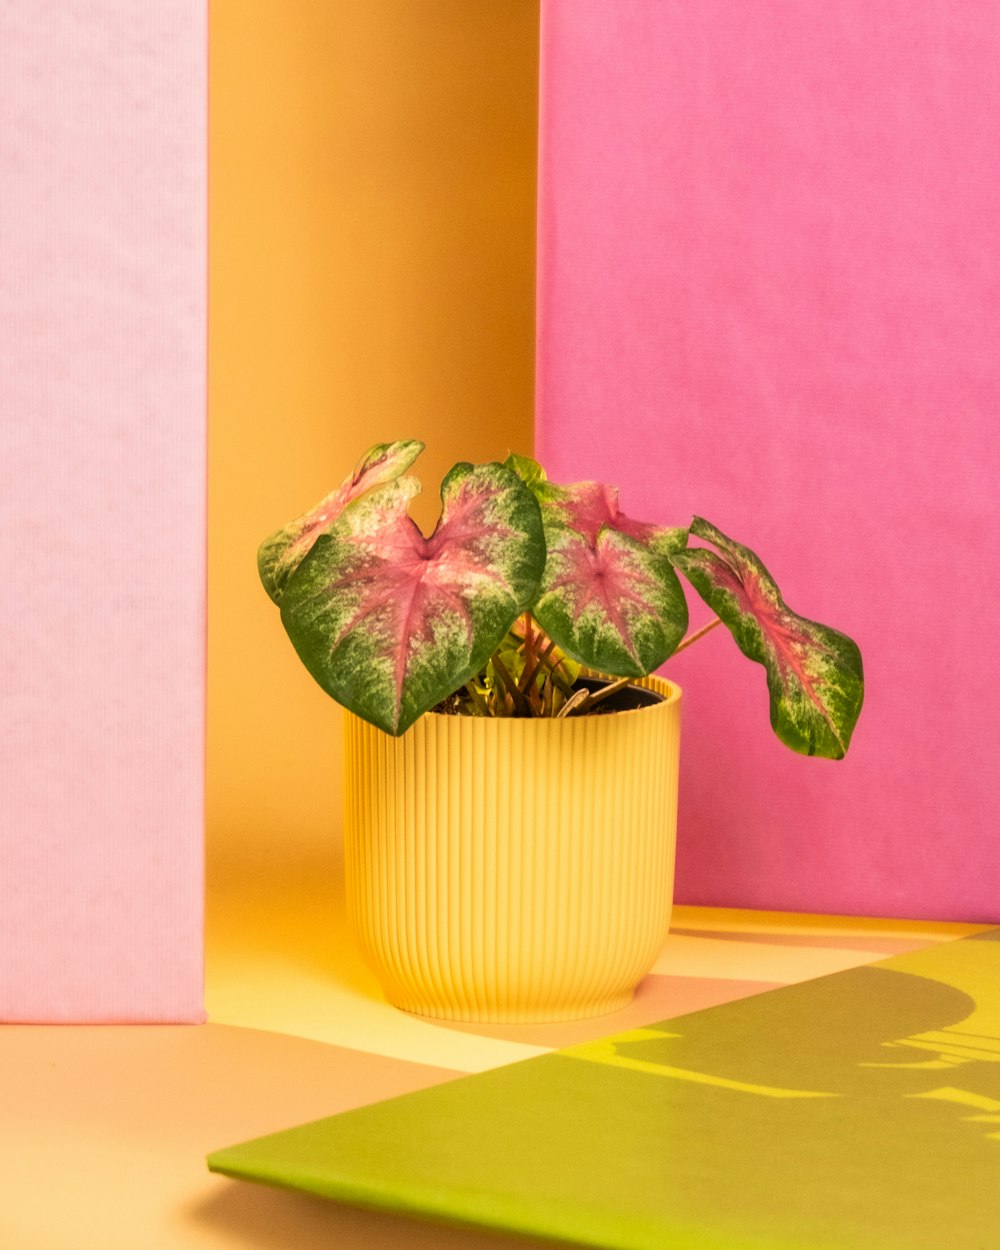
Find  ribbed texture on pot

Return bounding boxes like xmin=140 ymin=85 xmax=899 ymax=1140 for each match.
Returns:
xmin=344 ymin=675 xmax=681 ymax=1023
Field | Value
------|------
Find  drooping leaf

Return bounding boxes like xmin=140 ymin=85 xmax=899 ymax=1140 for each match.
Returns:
xmin=505 ymin=458 xmax=689 ymax=677
xmin=279 ymin=461 xmax=545 ymax=736
xmin=257 ymin=439 xmax=424 ymax=604
xmin=670 ymin=517 xmax=864 ymax=759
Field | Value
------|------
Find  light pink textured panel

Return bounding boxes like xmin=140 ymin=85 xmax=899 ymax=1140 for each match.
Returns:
xmin=537 ymin=1 xmax=1000 ymax=921
xmin=0 ymin=4 xmax=206 ymax=1019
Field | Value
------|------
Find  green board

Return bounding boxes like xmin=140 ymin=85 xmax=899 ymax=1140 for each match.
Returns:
xmin=208 ymin=931 xmax=1000 ymax=1249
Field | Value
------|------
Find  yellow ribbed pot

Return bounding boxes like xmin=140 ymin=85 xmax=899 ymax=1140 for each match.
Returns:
xmin=343 ymin=675 xmax=681 ymax=1023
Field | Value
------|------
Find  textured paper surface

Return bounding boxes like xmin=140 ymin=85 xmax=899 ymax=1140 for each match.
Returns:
xmin=535 ymin=1 xmax=1000 ymax=921
xmin=209 ymin=931 xmax=1000 ymax=1250
xmin=0 ymin=3 xmax=206 ymax=1020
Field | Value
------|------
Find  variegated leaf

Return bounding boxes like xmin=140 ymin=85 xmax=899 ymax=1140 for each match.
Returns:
xmin=258 ymin=439 xmax=424 ymax=604
xmin=670 ymin=517 xmax=864 ymax=759
xmin=505 ymin=455 xmax=688 ymax=558
xmin=505 ymin=456 xmax=689 ymax=676
xmin=279 ymin=462 xmax=545 ymax=735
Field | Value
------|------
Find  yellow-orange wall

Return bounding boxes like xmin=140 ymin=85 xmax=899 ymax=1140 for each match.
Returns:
xmin=207 ymin=2 xmax=539 ymax=905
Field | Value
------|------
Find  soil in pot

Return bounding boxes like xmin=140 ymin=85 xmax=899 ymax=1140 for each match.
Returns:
xmin=432 ymin=675 xmax=664 ymax=717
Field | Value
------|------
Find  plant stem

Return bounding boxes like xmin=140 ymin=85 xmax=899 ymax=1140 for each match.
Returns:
xmin=520 ymin=635 xmax=557 ymax=694
xmin=672 ymin=615 xmax=723 ymax=655
xmin=522 ymin=612 xmax=536 ymax=678
xmin=556 ymin=688 xmax=591 ymax=718
xmin=463 ymin=681 xmax=489 ymax=716
xmin=491 ymin=650 xmax=532 ymax=716
xmin=581 ymin=676 xmax=632 ymax=709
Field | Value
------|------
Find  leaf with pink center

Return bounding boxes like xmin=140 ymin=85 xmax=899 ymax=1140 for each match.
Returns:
xmin=506 ymin=456 xmax=688 ymax=676
xmin=278 ymin=461 xmax=545 ymax=735
xmin=670 ymin=517 xmax=864 ymax=759
xmin=258 ymin=439 xmax=424 ymax=604
xmin=505 ymin=455 xmax=688 ymax=558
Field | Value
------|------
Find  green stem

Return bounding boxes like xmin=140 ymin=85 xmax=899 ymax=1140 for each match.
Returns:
xmin=491 ymin=650 xmax=532 ymax=716
xmin=463 ymin=681 xmax=489 ymax=716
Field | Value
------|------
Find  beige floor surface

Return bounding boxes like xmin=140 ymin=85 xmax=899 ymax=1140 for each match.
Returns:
xmin=2 ymin=886 xmax=989 ymax=1250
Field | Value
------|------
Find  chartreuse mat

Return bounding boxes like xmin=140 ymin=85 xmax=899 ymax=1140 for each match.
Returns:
xmin=208 ymin=931 xmax=1000 ymax=1249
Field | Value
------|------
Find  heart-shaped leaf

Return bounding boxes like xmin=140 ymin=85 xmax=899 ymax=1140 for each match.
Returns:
xmin=506 ymin=456 xmax=689 ymax=677
xmin=670 ymin=517 xmax=864 ymax=759
xmin=258 ymin=439 xmax=424 ymax=604
xmin=279 ymin=462 xmax=545 ymax=735
xmin=506 ymin=455 xmax=688 ymax=558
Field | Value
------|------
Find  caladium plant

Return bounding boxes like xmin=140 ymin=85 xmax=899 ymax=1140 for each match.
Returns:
xmin=259 ymin=440 xmax=864 ymax=756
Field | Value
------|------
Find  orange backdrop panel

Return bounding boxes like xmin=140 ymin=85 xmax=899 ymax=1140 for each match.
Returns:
xmin=207 ymin=2 xmax=539 ymax=916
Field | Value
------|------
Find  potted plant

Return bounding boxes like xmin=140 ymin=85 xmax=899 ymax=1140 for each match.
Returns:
xmin=259 ymin=440 xmax=863 ymax=1022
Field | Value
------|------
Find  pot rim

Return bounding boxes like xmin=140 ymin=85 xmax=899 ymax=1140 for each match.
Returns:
xmin=423 ymin=672 xmax=681 ymax=724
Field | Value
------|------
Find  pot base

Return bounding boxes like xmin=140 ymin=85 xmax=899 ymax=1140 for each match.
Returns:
xmin=386 ymin=987 xmax=637 ymax=1025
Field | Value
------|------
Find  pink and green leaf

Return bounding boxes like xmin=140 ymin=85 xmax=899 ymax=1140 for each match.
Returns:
xmin=670 ymin=517 xmax=864 ymax=759
xmin=505 ymin=455 xmax=688 ymax=558
xmin=278 ymin=461 xmax=545 ymax=736
xmin=258 ymin=439 xmax=424 ymax=604
xmin=506 ymin=455 xmax=689 ymax=676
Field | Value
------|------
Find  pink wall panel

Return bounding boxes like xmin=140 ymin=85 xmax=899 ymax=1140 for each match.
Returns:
xmin=537 ymin=1 xmax=999 ymax=920
xmin=0 ymin=4 xmax=206 ymax=1019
